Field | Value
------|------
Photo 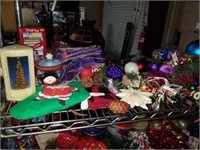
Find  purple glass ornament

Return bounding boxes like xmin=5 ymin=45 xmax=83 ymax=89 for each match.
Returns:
xmin=159 ymin=64 xmax=174 ymax=74
xmin=106 ymin=65 xmax=124 ymax=79
xmin=149 ymin=63 xmax=159 ymax=71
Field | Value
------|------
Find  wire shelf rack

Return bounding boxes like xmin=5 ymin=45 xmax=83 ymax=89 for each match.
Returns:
xmin=1 ymin=97 xmax=199 ymax=138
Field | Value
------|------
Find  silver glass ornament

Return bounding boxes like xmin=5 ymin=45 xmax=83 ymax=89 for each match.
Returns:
xmin=107 ymin=78 xmax=120 ymax=94
xmin=152 ymin=92 xmax=166 ymax=111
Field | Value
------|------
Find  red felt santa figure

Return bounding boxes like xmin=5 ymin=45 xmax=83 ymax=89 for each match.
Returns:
xmin=36 ymin=76 xmax=77 ymax=105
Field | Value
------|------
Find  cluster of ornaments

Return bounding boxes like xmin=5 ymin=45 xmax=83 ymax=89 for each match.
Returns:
xmin=147 ymin=120 xmax=189 ymax=149
xmin=106 ymin=62 xmax=154 ymax=113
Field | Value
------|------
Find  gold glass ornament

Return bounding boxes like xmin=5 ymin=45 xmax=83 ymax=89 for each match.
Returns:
xmin=179 ymin=119 xmax=189 ymax=130
xmin=150 ymin=120 xmax=162 ymax=130
xmin=140 ymin=84 xmax=147 ymax=92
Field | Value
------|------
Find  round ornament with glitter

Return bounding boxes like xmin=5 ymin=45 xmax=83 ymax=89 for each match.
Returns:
xmin=106 ymin=65 xmax=124 ymax=79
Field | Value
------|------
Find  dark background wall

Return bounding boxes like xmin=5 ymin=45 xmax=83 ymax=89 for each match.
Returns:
xmin=142 ymin=1 xmax=170 ymax=58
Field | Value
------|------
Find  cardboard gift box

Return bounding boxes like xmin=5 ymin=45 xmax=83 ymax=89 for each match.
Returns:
xmin=18 ymin=27 xmax=47 ymax=60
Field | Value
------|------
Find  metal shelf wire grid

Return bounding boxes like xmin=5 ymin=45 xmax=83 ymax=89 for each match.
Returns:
xmin=1 ymin=98 xmax=199 ymax=138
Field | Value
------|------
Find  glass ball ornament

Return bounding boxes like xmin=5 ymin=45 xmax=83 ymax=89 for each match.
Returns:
xmin=159 ymin=64 xmax=174 ymax=74
xmin=124 ymin=62 xmax=139 ymax=74
xmin=136 ymin=58 xmax=149 ymax=72
xmin=179 ymin=119 xmax=189 ymax=130
xmin=188 ymin=84 xmax=197 ymax=91
xmin=185 ymin=40 xmax=200 ymax=56
xmin=140 ymin=84 xmax=147 ymax=91
xmin=149 ymin=120 xmax=162 ymax=130
xmin=137 ymin=62 xmax=145 ymax=71
xmin=160 ymin=47 xmax=171 ymax=61
xmin=149 ymin=63 xmax=159 ymax=71
xmin=106 ymin=65 xmax=124 ymax=79
xmin=171 ymin=119 xmax=180 ymax=128
xmin=79 ymin=67 xmax=93 ymax=80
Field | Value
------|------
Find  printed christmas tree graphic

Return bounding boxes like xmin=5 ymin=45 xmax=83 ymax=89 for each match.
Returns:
xmin=14 ymin=57 xmax=27 ymax=89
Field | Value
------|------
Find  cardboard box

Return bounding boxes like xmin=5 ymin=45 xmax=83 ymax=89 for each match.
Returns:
xmin=18 ymin=27 xmax=47 ymax=59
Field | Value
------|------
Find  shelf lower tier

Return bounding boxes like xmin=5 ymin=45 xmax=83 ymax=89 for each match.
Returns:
xmin=1 ymin=100 xmax=199 ymax=138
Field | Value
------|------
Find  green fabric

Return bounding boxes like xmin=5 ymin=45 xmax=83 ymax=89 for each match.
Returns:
xmin=9 ymin=81 xmax=90 ymax=120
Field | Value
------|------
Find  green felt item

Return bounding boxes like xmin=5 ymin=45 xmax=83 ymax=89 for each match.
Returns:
xmin=9 ymin=81 xmax=90 ymax=120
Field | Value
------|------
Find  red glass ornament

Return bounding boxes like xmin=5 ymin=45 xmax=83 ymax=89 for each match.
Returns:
xmin=137 ymin=62 xmax=144 ymax=70
xmin=185 ymin=89 xmax=191 ymax=95
xmin=79 ymin=67 xmax=94 ymax=80
xmin=146 ymin=87 xmax=153 ymax=93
